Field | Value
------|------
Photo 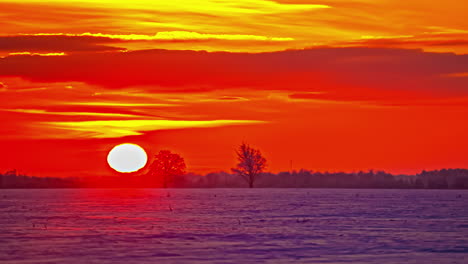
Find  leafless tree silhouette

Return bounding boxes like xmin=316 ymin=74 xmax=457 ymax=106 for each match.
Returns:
xmin=149 ymin=150 xmax=186 ymax=188
xmin=232 ymin=143 xmax=267 ymax=188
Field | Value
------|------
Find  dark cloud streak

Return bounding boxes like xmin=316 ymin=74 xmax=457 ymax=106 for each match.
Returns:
xmin=1 ymin=47 xmax=467 ymax=100
xmin=0 ymin=35 xmax=124 ymax=53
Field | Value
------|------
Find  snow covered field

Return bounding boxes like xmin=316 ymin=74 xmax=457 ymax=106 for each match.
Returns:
xmin=1 ymin=189 xmax=467 ymax=263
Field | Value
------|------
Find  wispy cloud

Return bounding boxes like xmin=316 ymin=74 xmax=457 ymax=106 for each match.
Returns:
xmin=41 ymin=119 xmax=267 ymax=138
xmin=8 ymin=52 xmax=66 ymax=56
xmin=4 ymin=108 xmax=141 ymax=118
xmin=2 ymin=1 xmax=467 ymax=53
xmin=15 ymin=0 xmax=330 ymax=13
xmin=443 ymin=72 xmax=468 ymax=78
xmin=62 ymin=102 xmax=178 ymax=107
xmin=27 ymin=32 xmax=294 ymax=42
xmin=340 ymin=31 xmax=468 ymax=54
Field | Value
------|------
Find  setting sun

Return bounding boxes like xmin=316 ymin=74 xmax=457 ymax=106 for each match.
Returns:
xmin=107 ymin=143 xmax=148 ymax=173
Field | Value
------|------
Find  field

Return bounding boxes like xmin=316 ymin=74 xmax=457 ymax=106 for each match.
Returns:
xmin=1 ymin=189 xmax=468 ymax=263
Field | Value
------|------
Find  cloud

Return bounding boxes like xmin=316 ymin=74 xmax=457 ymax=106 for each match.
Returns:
xmin=9 ymin=0 xmax=330 ymax=14
xmin=28 ymin=32 xmax=294 ymax=42
xmin=1 ymin=47 xmax=467 ymax=99
xmin=0 ymin=35 xmax=124 ymax=53
xmin=40 ymin=119 xmax=266 ymax=138
xmin=2 ymin=32 xmax=295 ymax=53
xmin=3 ymin=108 xmax=141 ymax=118
xmin=3 ymin=1 xmax=468 ymax=53
xmin=8 ymin=52 xmax=66 ymax=56
xmin=341 ymin=32 xmax=468 ymax=53
xmin=63 ymin=102 xmax=177 ymax=107
xmin=444 ymin=72 xmax=468 ymax=78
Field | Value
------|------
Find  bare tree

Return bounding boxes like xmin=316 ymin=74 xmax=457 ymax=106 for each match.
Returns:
xmin=148 ymin=150 xmax=186 ymax=188
xmin=232 ymin=143 xmax=267 ymax=188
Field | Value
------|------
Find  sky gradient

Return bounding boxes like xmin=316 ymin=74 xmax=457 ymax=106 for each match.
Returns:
xmin=1 ymin=0 xmax=468 ymax=177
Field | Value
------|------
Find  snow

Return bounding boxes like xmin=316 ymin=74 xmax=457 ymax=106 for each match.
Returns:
xmin=1 ymin=189 xmax=467 ymax=263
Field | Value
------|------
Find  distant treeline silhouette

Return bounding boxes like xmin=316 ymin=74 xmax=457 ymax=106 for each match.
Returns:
xmin=2 ymin=168 xmax=468 ymax=189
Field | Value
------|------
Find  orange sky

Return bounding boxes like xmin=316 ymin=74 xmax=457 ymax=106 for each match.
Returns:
xmin=1 ymin=0 xmax=467 ymax=177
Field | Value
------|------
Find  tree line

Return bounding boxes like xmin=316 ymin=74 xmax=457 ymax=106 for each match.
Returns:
xmin=1 ymin=143 xmax=468 ymax=189
xmin=2 ymin=168 xmax=468 ymax=189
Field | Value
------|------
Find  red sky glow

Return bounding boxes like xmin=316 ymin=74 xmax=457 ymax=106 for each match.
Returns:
xmin=1 ymin=0 xmax=468 ymax=177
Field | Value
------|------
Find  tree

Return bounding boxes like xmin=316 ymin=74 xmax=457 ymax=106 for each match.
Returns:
xmin=148 ymin=150 xmax=186 ymax=188
xmin=232 ymin=143 xmax=267 ymax=188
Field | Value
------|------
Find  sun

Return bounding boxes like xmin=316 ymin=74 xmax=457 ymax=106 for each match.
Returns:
xmin=107 ymin=143 xmax=148 ymax=173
